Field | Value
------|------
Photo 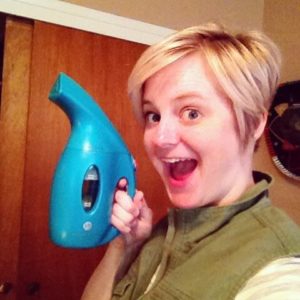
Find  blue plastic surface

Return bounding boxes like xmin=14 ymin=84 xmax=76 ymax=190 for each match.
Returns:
xmin=49 ymin=73 xmax=136 ymax=248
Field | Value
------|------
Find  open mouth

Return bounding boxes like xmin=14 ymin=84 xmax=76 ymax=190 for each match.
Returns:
xmin=163 ymin=158 xmax=198 ymax=181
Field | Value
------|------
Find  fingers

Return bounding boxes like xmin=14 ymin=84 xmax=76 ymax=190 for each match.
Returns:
xmin=133 ymin=192 xmax=152 ymax=222
xmin=140 ymin=198 xmax=153 ymax=223
xmin=111 ymin=190 xmax=139 ymax=233
xmin=111 ymin=178 xmax=153 ymax=242
xmin=111 ymin=214 xmax=131 ymax=233
xmin=117 ymin=178 xmax=128 ymax=191
xmin=133 ymin=190 xmax=143 ymax=210
xmin=115 ymin=190 xmax=140 ymax=218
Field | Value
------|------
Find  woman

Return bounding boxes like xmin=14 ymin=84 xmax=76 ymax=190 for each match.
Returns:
xmin=82 ymin=23 xmax=300 ymax=299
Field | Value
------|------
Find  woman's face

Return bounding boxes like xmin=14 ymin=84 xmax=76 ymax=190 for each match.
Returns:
xmin=142 ymin=52 xmax=254 ymax=209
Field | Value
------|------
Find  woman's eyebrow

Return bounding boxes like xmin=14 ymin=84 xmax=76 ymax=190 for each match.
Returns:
xmin=141 ymin=99 xmax=156 ymax=112
xmin=141 ymin=99 xmax=155 ymax=110
xmin=142 ymin=98 xmax=152 ymax=106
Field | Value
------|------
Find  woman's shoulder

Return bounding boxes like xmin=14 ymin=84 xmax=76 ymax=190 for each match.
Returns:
xmin=236 ymin=256 xmax=300 ymax=300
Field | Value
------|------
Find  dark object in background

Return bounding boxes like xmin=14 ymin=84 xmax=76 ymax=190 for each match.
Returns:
xmin=266 ymin=80 xmax=300 ymax=180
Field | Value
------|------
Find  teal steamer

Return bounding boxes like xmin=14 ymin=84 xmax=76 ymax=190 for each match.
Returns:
xmin=49 ymin=73 xmax=136 ymax=248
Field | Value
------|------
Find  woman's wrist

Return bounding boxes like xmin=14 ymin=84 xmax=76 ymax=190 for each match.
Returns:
xmin=112 ymin=236 xmax=146 ymax=282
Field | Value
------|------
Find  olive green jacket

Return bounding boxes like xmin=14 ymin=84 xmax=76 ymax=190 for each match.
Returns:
xmin=112 ymin=172 xmax=300 ymax=299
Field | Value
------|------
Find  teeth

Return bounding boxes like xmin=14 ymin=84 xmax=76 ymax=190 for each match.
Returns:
xmin=162 ymin=158 xmax=193 ymax=163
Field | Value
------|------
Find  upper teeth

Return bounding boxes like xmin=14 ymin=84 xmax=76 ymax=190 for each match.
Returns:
xmin=162 ymin=158 xmax=192 ymax=163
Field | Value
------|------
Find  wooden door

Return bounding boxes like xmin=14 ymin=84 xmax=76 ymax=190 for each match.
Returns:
xmin=16 ymin=21 xmax=168 ymax=299
xmin=0 ymin=17 xmax=33 ymax=299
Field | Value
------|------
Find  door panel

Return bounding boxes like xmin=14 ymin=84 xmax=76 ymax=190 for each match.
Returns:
xmin=18 ymin=21 xmax=168 ymax=299
xmin=0 ymin=17 xmax=33 ymax=299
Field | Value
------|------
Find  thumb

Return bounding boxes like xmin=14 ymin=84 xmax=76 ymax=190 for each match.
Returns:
xmin=139 ymin=197 xmax=153 ymax=222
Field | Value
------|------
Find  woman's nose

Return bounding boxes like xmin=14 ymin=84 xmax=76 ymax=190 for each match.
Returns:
xmin=154 ymin=118 xmax=179 ymax=148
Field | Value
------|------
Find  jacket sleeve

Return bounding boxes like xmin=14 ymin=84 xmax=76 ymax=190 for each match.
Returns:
xmin=235 ymin=256 xmax=300 ymax=300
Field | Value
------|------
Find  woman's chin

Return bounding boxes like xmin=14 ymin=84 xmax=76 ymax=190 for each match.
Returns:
xmin=167 ymin=188 xmax=201 ymax=209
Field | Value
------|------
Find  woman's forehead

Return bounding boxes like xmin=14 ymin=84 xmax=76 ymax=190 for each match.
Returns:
xmin=142 ymin=52 xmax=228 ymax=108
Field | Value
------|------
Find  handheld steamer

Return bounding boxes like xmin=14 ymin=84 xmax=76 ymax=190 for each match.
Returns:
xmin=49 ymin=73 xmax=136 ymax=248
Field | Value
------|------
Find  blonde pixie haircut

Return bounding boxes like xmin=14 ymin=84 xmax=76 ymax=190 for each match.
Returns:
xmin=128 ymin=23 xmax=281 ymax=145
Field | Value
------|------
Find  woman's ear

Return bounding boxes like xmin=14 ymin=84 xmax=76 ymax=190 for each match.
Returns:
xmin=254 ymin=111 xmax=268 ymax=140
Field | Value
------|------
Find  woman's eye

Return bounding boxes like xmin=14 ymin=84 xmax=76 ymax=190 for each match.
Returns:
xmin=145 ymin=112 xmax=161 ymax=123
xmin=182 ymin=109 xmax=201 ymax=121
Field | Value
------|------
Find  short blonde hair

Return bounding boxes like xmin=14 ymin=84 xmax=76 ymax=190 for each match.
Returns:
xmin=128 ymin=23 xmax=281 ymax=144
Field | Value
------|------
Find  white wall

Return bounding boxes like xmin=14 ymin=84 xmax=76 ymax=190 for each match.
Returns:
xmin=65 ymin=0 xmax=265 ymax=31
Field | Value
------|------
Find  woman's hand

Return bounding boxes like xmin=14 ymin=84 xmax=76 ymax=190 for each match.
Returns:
xmin=111 ymin=178 xmax=153 ymax=248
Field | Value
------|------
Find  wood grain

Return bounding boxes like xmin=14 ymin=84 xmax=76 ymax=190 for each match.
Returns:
xmin=17 ymin=21 xmax=168 ymax=299
xmin=0 ymin=17 xmax=33 ymax=299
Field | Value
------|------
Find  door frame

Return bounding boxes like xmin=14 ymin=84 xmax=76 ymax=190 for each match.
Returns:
xmin=0 ymin=0 xmax=174 ymax=45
